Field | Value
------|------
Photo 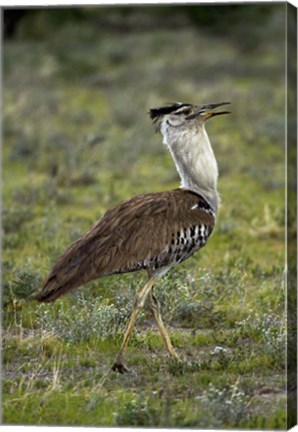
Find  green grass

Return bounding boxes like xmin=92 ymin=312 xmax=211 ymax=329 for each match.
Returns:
xmin=2 ymin=5 xmax=289 ymax=429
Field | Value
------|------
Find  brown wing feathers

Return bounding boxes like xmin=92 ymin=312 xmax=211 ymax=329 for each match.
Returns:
xmin=35 ymin=189 xmax=215 ymax=302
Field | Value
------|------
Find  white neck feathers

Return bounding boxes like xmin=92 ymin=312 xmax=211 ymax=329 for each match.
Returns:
xmin=161 ymin=122 xmax=219 ymax=212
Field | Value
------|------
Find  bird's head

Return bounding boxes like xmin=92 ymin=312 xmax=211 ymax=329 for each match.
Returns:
xmin=149 ymin=101 xmax=230 ymax=143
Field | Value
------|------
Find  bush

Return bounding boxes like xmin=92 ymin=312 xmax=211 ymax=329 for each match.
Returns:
xmin=37 ymin=294 xmax=132 ymax=343
xmin=115 ymin=393 xmax=160 ymax=427
xmin=3 ymin=268 xmax=42 ymax=307
xmin=236 ymin=311 xmax=286 ymax=369
xmin=195 ymin=381 xmax=251 ymax=427
xmin=2 ymin=207 xmax=34 ymax=233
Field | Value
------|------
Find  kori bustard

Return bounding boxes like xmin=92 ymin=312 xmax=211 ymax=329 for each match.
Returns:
xmin=35 ymin=101 xmax=230 ymax=372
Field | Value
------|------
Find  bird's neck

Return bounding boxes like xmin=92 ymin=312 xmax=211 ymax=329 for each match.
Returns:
xmin=164 ymin=125 xmax=219 ymax=213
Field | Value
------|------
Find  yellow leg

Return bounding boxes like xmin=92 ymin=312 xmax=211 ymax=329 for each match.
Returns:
xmin=148 ymin=290 xmax=179 ymax=360
xmin=112 ymin=276 xmax=156 ymax=373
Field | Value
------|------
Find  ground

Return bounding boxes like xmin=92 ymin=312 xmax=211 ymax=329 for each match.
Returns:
xmin=2 ymin=5 xmax=290 ymax=428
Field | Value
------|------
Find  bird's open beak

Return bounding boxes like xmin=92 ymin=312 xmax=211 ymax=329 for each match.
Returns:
xmin=186 ymin=101 xmax=231 ymax=120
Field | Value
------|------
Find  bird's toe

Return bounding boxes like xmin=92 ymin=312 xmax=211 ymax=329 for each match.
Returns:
xmin=111 ymin=361 xmax=130 ymax=373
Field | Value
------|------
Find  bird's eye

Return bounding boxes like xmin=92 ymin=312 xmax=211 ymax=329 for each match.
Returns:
xmin=174 ymin=108 xmax=191 ymax=116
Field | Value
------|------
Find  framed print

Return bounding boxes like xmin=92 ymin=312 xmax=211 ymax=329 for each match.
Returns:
xmin=2 ymin=2 xmax=297 ymax=429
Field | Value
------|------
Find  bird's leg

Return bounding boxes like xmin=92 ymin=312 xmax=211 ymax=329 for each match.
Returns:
xmin=112 ymin=276 xmax=156 ymax=373
xmin=148 ymin=289 xmax=179 ymax=360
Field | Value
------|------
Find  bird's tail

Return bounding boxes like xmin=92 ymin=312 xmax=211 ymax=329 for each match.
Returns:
xmin=34 ymin=239 xmax=96 ymax=303
xmin=34 ymin=275 xmax=78 ymax=303
xmin=34 ymin=258 xmax=97 ymax=301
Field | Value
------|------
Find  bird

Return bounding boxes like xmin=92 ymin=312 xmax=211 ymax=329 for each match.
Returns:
xmin=35 ymin=101 xmax=230 ymax=372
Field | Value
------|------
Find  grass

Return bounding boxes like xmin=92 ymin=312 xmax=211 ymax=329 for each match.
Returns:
xmin=2 ymin=5 xmax=289 ymax=429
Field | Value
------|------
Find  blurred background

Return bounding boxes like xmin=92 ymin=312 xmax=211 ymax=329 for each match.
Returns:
xmin=2 ymin=4 xmax=295 ymax=428
xmin=3 ymin=4 xmax=289 ymax=244
xmin=3 ymin=3 xmax=289 ymax=285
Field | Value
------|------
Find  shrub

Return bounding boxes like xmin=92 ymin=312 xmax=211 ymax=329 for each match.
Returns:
xmin=37 ymin=294 xmax=132 ymax=343
xmin=115 ymin=393 xmax=160 ymax=427
xmin=3 ymin=268 xmax=42 ymax=307
xmin=236 ymin=310 xmax=286 ymax=369
xmin=2 ymin=207 xmax=34 ymax=233
xmin=195 ymin=381 xmax=251 ymax=427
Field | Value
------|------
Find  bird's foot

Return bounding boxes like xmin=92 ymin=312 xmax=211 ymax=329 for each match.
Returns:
xmin=168 ymin=348 xmax=180 ymax=362
xmin=111 ymin=358 xmax=129 ymax=373
xmin=170 ymin=354 xmax=182 ymax=364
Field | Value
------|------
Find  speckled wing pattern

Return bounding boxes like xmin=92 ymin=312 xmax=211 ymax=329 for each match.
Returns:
xmin=35 ymin=189 xmax=215 ymax=302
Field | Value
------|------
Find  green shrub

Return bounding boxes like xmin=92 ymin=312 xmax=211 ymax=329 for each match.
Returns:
xmin=195 ymin=381 xmax=251 ymax=427
xmin=3 ymin=268 xmax=42 ymax=307
xmin=115 ymin=393 xmax=160 ymax=427
xmin=236 ymin=310 xmax=286 ymax=369
xmin=37 ymin=295 xmax=132 ymax=342
xmin=2 ymin=207 xmax=34 ymax=233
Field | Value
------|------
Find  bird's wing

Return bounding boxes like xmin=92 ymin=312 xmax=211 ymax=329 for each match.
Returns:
xmin=74 ymin=188 xmax=215 ymax=275
xmin=36 ymin=189 xmax=215 ymax=302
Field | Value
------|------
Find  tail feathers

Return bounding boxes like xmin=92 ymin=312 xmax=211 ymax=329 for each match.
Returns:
xmin=35 ymin=241 xmax=97 ymax=302
xmin=34 ymin=272 xmax=86 ymax=303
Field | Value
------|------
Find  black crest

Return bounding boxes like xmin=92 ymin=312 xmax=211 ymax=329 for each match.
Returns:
xmin=149 ymin=102 xmax=192 ymax=121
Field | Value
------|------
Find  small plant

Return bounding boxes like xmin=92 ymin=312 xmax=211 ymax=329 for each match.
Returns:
xmin=13 ymin=269 xmax=42 ymax=299
xmin=3 ymin=268 xmax=42 ymax=307
xmin=156 ymin=270 xmax=222 ymax=327
xmin=236 ymin=310 xmax=286 ymax=368
xmin=37 ymin=294 xmax=132 ymax=343
xmin=12 ymin=180 xmax=57 ymax=206
xmin=2 ymin=207 xmax=34 ymax=233
xmin=176 ymin=301 xmax=223 ymax=328
xmin=167 ymin=358 xmax=201 ymax=376
xmin=115 ymin=393 xmax=160 ymax=426
xmin=195 ymin=380 xmax=251 ymax=427
xmin=156 ymin=272 xmax=191 ymax=321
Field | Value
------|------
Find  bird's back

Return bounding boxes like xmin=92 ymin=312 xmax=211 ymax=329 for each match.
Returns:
xmin=35 ymin=189 xmax=215 ymax=302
